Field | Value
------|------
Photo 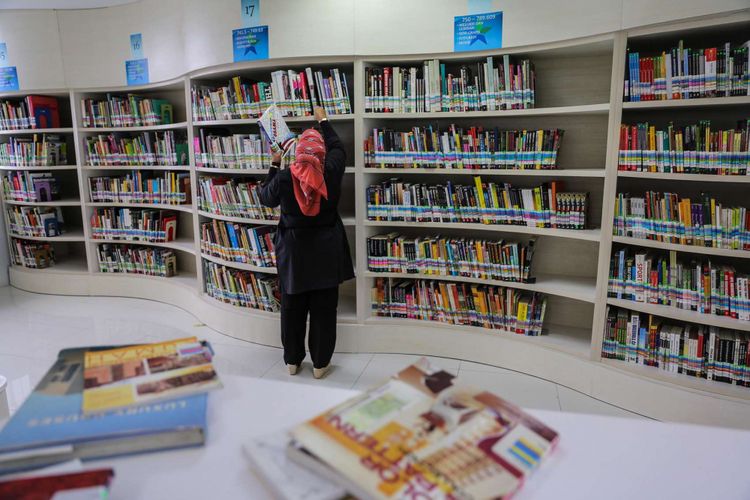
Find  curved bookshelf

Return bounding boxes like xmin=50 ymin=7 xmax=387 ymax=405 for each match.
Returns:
xmin=92 ymin=237 xmax=197 ymax=255
xmin=3 ymin=198 xmax=81 ymax=206
xmin=363 ymin=271 xmax=597 ymax=303
xmin=4 ymin=16 xmax=750 ymax=429
xmin=200 ymin=252 xmax=277 ymax=274
xmin=617 ymin=171 xmax=750 ymax=183
xmin=8 ymin=230 xmax=85 ymax=242
xmin=607 ymin=297 xmax=750 ymax=333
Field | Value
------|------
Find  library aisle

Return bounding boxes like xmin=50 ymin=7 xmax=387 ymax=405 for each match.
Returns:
xmin=0 ymin=285 xmax=645 ymax=420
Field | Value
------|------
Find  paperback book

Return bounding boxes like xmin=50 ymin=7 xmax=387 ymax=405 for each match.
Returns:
xmin=0 ymin=134 xmax=68 ymax=166
xmin=203 ymin=259 xmax=280 ymax=312
xmin=10 ymin=237 xmax=55 ymax=269
xmin=197 ymin=176 xmax=279 ymax=221
xmin=289 ymin=358 xmax=558 ymax=499
xmin=81 ymin=337 xmax=221 ymax=414
xmin=96 ymin=244 xmax=177 ymax=277
xmin=88 ymin=171 xmax=191 ymax=205
xmin=90 ymin=207 xmax=178 ymax=242
xmin=201 ymin=219 xmax=276 ymax=267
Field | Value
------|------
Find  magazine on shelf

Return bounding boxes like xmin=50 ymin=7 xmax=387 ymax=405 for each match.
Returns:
xmin=81 ymin=337 xmax=222 ymax=414
xmin=288 ymin=358 xmax=559 ymax=499
xmin=257 ymin=104 xmax=296 ymax=154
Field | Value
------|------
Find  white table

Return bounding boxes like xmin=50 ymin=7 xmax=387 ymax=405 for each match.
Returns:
xmin=93 ymin=375 xmax=750 ymax=499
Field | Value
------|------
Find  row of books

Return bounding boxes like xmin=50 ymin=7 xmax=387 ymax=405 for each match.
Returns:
xmin=371 ymin=277 xmax=547 ymax=335
xmin=90 ymin=207 xmax=178 ymax=242
xmin=364 ymin=125 xmax=563 ymax=170
xmin=0 ymin=95 xmax=60 ymax=130
xmin=88 ymin=172 xmax=191 ymax=205
xmin=84 ymin=131 xmax=188 ymax=166
xmin=200 ymin=219 xmax=276 ymax=268
xmin=613 ymin=191 xmax=750 ymax=250
xmin=193 ymin=130 xmax=292 ymax=170
xmin=364 ymin=56 xmax=535 ymax=113
xmin=366 ymin=178 xmax=589 ymax=229
xmin=5 ymin=206 xmax=63 ymax=237
xmin=367 ymin=232 xmax=535 ymax=283
xmin=618 ymin=120 xmax=750 ymax=174
xmin=10 ymin=237 xmax=55 ymax=269
xmin=97 ymin=243 xmax=177 ymax=277
xmin=603 ymin=306 xmax=750 ymax=386
xmin=624 ymin=40 xmax=750 ymax=102
xmin=203 ymin=260 xmax=280 ymax=312
xmin=609 ymin=247 xmax=750 ymax=320
xmin=197 ymin=176 xmax=278 ymax=221
xmin=80 ymin=94 xmax=174 ymax=128
xmin=0 ymin=134 xmax=68 ymax=166
xmin=2 ymin=171 xmax=60 ymax=202
xmin=191 ymin=67 xmax=352 ymax=121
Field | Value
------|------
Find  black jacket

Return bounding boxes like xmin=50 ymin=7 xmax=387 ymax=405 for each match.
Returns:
xmin=258 ymin=120 xmax=355 ymax=294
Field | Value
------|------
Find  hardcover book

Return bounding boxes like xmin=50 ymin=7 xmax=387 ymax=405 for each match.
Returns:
xmin=289 ymin=358 xmax=559 ymax=499
xmin=0 ymin=346 xmax=207 ymax=474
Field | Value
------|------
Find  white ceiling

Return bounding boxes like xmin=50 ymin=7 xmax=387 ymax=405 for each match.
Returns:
xmin=0 ymin=0 xmax=139 ymax=9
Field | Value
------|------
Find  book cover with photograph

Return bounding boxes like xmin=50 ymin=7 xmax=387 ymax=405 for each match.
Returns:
xmin=289 ymin=358 xmax=559 ymax=499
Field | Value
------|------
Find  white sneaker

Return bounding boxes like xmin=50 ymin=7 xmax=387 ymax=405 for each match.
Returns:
xmin=287 ymin=364 xmax=301 ymax=376
xmin=313 ymin=365 xmax=331 ymax=379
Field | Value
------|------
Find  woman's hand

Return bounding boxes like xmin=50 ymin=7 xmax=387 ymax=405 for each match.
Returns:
xmin=314 ymin=106 xmax=327 ymax=123
xmin=271 ymin=151 xmax=282 ymax=167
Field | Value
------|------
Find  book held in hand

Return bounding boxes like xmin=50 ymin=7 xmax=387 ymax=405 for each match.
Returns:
xmin=289 ymin=358 xmax=559 ymax=499
xmin=81 ymin=337 xmax=221 ymax=414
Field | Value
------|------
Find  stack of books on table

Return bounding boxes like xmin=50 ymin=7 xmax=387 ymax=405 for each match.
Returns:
xmin=243 ymin=358 xmax=559 ymax=499
xmin=0 ymin=337 xmax=222 ymax=476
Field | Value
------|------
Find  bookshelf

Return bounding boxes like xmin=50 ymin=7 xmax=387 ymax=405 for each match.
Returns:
xmin=5 ymin=13 xmax=750 ymax=428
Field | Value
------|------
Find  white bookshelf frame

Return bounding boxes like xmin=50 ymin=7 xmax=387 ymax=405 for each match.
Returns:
xmin=4 ymin=11 xmax=750 ymax=428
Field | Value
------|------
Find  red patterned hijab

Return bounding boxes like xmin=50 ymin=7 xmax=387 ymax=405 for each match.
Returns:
xmin=290 ymin=128 xmax=327 ymax=216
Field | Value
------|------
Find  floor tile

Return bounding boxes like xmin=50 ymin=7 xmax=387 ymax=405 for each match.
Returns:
xmin=262 ymin=352 xmax=373 ymax=389
xmin=556 ymin=385 xmax=649 ymax=419
xmin=456 ymin=369 xmax=562 ymax=411
xmin=458 ymin=360 xmax=510 ymax=374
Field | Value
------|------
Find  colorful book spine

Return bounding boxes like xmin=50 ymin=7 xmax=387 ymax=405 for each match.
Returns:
xmin=0 ymin=96 xmax=61 ymax=131
xmin=364 ymin=126 xmax=563 ymax=170
xmin=202 ymin=260 xmax=280 ymax=312
xmin=371 ymin=277 xmax=547 ymax=335
xmin=0 ymin=135 xmax=67 ymax=166
xmin=618 ymin=120 xmax=750 ymax=175
xmin=90 ymin=208 xmax=178 ymax=242
xmin=97 ymin=243 xmax=177 ymax=277
xmin=366 ymin=178 xmax=587 ymax=230
xmin=365 ymin=57 xmax=535 ymax=113
xmin=613 ymin=191 xmax=750 ymax=250
xmin=197 ymin=176 xmax=279 ymax=221
xmin=1 ymin=171 xmax=60 ymax=202
xmin=88 ymin=172 xmax=191 ymax=205
xmin=10 ymin=237 xmax=55 ymax=268
xmin=84 ymin=131 xmax=188 ymax=166
xmin=609 ymin=247 xmax=750 ymax=321
xmin=80 ymin=94 xmax=173 ymax=128
xmin=4 ymin=205 xmax=64 ymax=237
xmin=603 ymin=305 xmax=750 ymax=387
xmin=200 ymin=220 xmax=276 ymax=268
xmin=624 ymin=41 xmax=750 ymax=101
xmin=193 ymin=132 xmax=295 ymax=169
xmin=367 ymin=233 xmax=535 ymax=283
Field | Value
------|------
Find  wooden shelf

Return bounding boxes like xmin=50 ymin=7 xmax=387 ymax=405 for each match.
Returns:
xmin=365 ymin=316 xmax=592 ymax=359
xmin=362 ymin=103 xmax=610 ymax=120
xmin=364 ymin=271 xmax=597 ymax=303
xmin=3 ymin=197 xmax=80 ymax=206
xmin=10 ymin=258 xmax=88 ymax=274
xmin=92 ymin=237 xmax=197 ymax=255
xmin=607 ymin=298 xmax=750 ymax=333
xmin=196 ymin=209 xmax=278 ymax=225
xmin=95 ymin=272 xmax=198 ymax=290
xmin=86 ymin=201 xmax=195 ymax=213
xmin=0 ymin=127 xmax=74 ymax=136
xmin=8 ymin=229 xmax=85 ymax=242
xmin=622 ymin=95 xmax=750 ymax=110
xmin=200 ymin=252 xmax=277 ymax=273
xmin=0 ymin=165 xmax=77 ymax=171
xmin=192 ymin=114 xmax=354 ymax=127
xmin=78 ymin=122 xmax=188 ymax=133
xmin=365 ymin=220 xmax=601 ymax=241
xmin=618 ymin=171 xmax=750 ymax=183
xmin=363 ymin=168 xmax=606 ymax=177
xmin=611 ymin=235 xmax=750 ymax=260
xmin=83 ymin=164 xmax=190 ymax=171
xmin=601 ymin=358 xmax=750 ymax=403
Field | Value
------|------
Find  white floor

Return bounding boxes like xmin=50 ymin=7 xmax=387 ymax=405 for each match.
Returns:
xmin=0 ymin=286 xmax=648 ymax=419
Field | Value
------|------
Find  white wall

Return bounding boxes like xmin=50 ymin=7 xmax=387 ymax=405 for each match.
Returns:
xmin=2 ymin=0 xmax=746 ymax=90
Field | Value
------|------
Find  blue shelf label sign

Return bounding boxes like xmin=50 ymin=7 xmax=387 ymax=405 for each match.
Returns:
xmin=126 ymin=58 xmax=149 ymax=86
xmin=0 ymin=66 xmax=19 ymax=91
xmin=0 ymin=43 xmax=7 ymax=65
xmin=130 ymin=33 xmax=144 ymax=59
xmin=232 ymin=25 xmax=269 ymax=62
xmin=454 ymin=11 xmax=503 ymax=52
xmin=241 ymin=0 xmax=260 ymax=27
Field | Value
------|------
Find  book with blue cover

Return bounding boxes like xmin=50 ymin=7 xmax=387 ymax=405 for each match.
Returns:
xmin=0 ymin=346 xmax=207 ymax=474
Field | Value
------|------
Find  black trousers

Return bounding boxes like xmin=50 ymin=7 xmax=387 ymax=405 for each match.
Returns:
xmin=280 ymin=286 xmax=338 ymax=369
